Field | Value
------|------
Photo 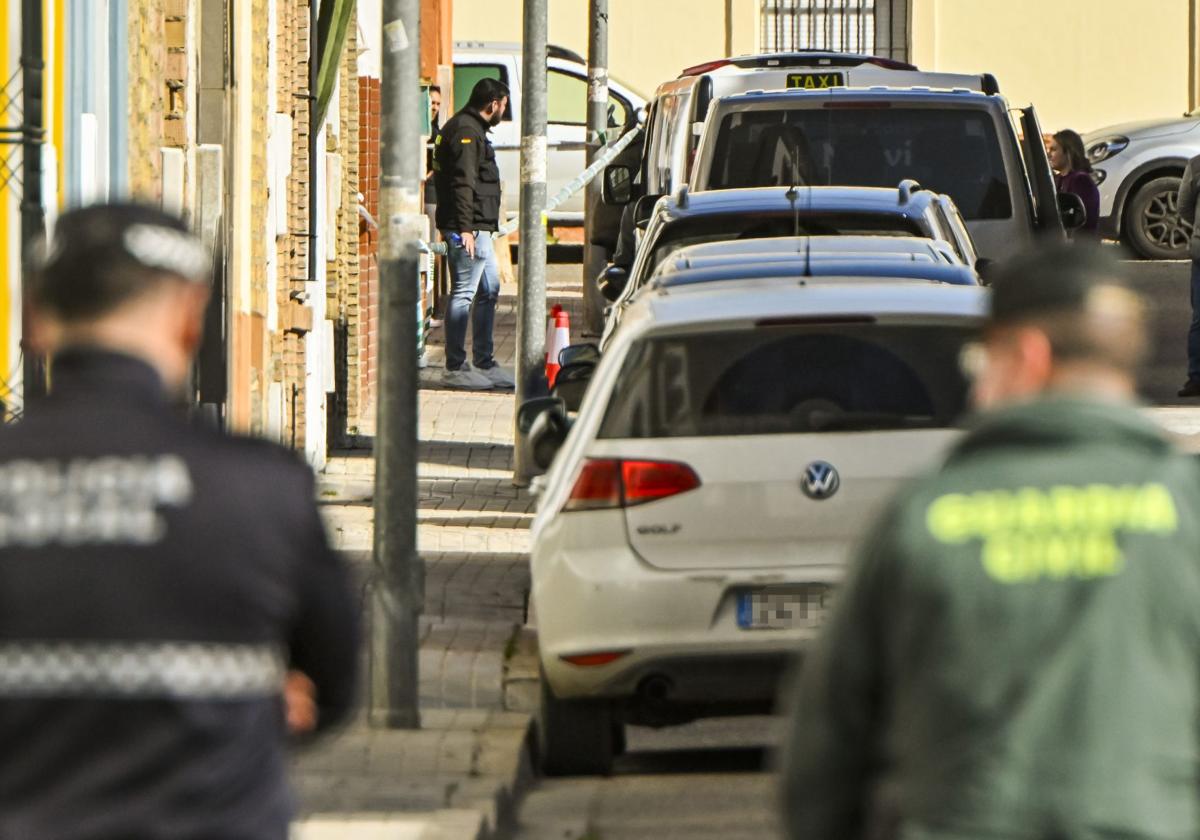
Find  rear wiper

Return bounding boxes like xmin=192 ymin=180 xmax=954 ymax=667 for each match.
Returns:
xmin=807 ymin=411 xmax=939 ymax=431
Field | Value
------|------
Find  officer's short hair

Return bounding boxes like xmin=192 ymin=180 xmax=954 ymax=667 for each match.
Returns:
xmin=30 ymin=202 xmax=209 ymax=322
xmin=467 ymin=77 xmax=509 ymax=111
xmin=987 ymin=243 xmax=1147 ymax=372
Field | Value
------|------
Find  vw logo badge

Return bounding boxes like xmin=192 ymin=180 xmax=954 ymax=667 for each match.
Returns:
xmin=801 ymin=461 xmax=840 ymax=500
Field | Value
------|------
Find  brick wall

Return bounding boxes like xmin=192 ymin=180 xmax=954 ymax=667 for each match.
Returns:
xmin=274 ymin=0 xmax=314 ymax=450
xmin=127 ymin=0 xmax=167 ymax=198
xmin=336 ymin=19 xmax=364 ymax=436
xmin=357 ymin=76 xmax=382 ymax=437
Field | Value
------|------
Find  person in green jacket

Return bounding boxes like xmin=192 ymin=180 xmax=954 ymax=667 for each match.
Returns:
xmin=780 ymin=245 xmax=1200 ymax=840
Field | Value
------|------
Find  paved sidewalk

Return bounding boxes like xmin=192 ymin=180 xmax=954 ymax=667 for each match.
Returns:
xmin=291 ymin=265 xmax=584 ymax=838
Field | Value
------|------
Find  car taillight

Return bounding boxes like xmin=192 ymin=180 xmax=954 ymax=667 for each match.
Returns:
xmin=563 ymin=458 xmax=700 ymax=511
xmin=563 ymin=459 xmax=622 ymax=511
xmin=622 ymin=460 xmax=700 ymax=505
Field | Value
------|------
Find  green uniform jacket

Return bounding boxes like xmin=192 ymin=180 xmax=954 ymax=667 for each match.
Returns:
xmin=781 ymin=398 xmax=1200 ymax=840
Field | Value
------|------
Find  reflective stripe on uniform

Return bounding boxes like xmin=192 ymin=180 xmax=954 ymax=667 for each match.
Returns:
xmin=0 ymin=642 xmax=287 ymax=699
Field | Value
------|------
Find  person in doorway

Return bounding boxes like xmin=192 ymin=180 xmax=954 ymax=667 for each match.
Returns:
xmin=0 ymin=202 xmax=360 ymax=839
xmin=432 ymin=77 xmax=515 ymax=390
xmin=1049 ymin=129 xmax=1100 ymax=237
xmin=1175 ymin=152 xmax=1200 ymax=397
xmin=781 ymin=245 xmax=1200 ymax=840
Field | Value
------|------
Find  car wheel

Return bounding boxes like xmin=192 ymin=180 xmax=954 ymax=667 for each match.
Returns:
xmin=1123 ymin=175 xmax=1192 ymax=260
xmin=537 ymin=666 xmax=615 ymax=776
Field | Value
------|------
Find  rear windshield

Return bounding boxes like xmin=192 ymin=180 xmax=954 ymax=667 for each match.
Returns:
xmin=705 ymin=107 xmax=1012 ymax=220
xmin=647 ymin=213 xmax=925 ymax=276
xmin=598 ymin=323 xmax=975 ymax=439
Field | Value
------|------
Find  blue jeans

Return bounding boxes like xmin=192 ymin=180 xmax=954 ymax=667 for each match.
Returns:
xmin=444 ymin=230 xmax=500 ymax=371
xmin=1190 ymin=261 xmax=1200 ymax=381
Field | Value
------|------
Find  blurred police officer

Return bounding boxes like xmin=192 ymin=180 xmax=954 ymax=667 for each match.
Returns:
xmin=782 ymin=245 xmax=1200 ymax=840
xmin=0 ymin=202 xmax=359 ymax=839
xmin=432 ymin=77 xmax=515 ymax=391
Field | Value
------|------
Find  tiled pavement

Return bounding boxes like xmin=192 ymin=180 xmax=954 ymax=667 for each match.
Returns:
xmin=291 ymin=265 xmax=585 ymax=837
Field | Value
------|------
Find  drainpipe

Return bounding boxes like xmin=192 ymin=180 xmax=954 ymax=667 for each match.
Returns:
xmin=20 ymin=0 xmax=46 ymax=399
xmin=309 ymin=0 xmax=319 ymax=284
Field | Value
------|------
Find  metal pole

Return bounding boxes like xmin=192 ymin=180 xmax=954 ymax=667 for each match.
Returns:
xmin=20 ymin=0 xmax=46 ymax=401
xmin=370 ymin=0 xmax=423 ymax=729
xmin=512 ymin=0 xmax=548 ymax=486
xmin=580 ymin=0 xmax=608 ymax=336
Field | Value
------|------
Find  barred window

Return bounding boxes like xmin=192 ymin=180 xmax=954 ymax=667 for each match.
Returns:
xmin=760 ymin=0 xmax=909 ymax=62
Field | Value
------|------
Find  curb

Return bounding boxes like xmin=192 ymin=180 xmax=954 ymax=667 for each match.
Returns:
xmin=453 ymin=714 xmax=537 ymax=840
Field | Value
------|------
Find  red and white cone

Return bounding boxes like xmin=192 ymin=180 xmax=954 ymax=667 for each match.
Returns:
xmin=544 ymin=304 xmax=563 ymax=364
xmin=545 ymin=308 xmax=571 ymax=389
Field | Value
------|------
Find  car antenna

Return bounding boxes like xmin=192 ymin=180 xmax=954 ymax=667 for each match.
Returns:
xmin=786 ymin=142 xmax=812 ymax=278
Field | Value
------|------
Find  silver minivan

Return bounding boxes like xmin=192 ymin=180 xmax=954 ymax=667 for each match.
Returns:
xmin=596 ymin=52 xmax=1003 ymax=256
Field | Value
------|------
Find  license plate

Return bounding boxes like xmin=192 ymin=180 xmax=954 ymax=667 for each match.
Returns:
xmin=786 ymin=72 xmax=845 ymax=90
xmin=737 ymin=586 xmax=831 ymax=630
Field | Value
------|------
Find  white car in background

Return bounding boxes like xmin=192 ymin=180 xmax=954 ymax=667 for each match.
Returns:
xmin=520 ymin=270 xmax=986 ymax=776
xmin=1083 ymin=114 xmax=1200 ymax=259
xmin=452 ymin=41 xmax=646 ymax=225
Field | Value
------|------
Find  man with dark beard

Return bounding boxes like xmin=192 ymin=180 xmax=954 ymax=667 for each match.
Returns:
xmin=432 ymin=76 xmax=515 ymax=391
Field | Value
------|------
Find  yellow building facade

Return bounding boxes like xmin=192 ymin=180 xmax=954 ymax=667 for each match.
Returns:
xmin=453 ymin=0 xmax=1198 ymax=134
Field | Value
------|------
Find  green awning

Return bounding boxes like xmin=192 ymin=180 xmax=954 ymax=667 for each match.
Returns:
xmin=314 ymin=0 xmax=356 ymax=130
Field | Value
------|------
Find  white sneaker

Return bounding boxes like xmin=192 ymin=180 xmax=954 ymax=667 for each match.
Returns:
xmin=442 ymin=366 xmax=493 ymax=390
xmin=478 ymin=364 xmax=515 ymax=390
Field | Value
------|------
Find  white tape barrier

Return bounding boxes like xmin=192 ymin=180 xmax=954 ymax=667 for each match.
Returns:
xmin=421 ymin=126 xmax=644 ymax=256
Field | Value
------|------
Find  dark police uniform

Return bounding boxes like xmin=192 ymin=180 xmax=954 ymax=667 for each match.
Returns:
xmin=0 ymin=349 xmax=359 ymax=839
xmin=432 ymin=107 xmax=501 ymax=234
xmin=781 ymin=251 xmax=1200 ymax=840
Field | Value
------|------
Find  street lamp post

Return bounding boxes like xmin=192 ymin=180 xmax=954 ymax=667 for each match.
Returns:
xmin=370 ymin=0 xmax=424 ymax=729
xmin=581 ymin=0 xmax=609 ymax=335
xmin=512 ymin=0 xmax=549 ymax=486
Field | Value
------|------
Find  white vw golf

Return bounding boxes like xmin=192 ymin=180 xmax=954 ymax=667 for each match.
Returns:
xmin=523 ymin=270 xmax=987 ymax=775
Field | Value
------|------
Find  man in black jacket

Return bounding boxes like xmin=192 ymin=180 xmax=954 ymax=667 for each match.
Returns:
xmin=0 ymin=202 xmax=360 ymax=839
xmin=432 ymin=77 xmax=515 ymax=390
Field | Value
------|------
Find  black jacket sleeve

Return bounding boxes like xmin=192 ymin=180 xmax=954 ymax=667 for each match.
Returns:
xmin=446 ymin=126 xmax=482 ymax=234
xmin=287 ymin=480 xmax=361 ymax=732
xmin=779 ymin=504 xmax=898 ymax=840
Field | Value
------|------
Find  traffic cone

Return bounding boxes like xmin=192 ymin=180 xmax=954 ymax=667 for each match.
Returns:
xmin=544 ymin=304 xmax=563 ymax=364
xmin=546 ymin=308 xmax=571 ymax=389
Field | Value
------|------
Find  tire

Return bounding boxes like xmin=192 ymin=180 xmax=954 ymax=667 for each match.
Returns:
xmin=1123 ymin=175 xmax=1192 ymax=260
xmin=537 ymin=666 xmax=615 ymax=776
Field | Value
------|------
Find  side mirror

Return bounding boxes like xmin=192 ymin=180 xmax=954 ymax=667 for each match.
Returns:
xmin=974 ymin=257 xmax=995 ymax=284
xmin=519 ymin=397 xmax=570 ymax=473
xmin=558 ymin=342 xmax=601 ymax=368
xmin=633 ymin=193 xmax=662 ymax=230
xmin=597 ymin=264 xmax=629 ymax=302
xmin=602 ymin=164 xmax=634 ymax=206
xmin=552 ymin=361 xmax=597 ymax=413
xmin=1057 ymin=192 xmax=1087 ymax=231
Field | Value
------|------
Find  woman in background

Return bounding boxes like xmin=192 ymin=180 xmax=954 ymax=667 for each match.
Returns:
xmin=1049 ymin=129 xmax=1101 ymax=237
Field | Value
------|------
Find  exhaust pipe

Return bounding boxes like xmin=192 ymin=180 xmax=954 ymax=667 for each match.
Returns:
xmin=639 ymin=674 xmax=673 ymax=705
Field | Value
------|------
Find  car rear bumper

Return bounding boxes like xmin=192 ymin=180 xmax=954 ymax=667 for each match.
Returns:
xmin=532 ymin=537 xmax=842 ymax=703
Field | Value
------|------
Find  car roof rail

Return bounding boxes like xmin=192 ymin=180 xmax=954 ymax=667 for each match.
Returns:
xmin=652 ymin=259 xmax=977 ymax=289
xmin=897 ymin=179 xmax=923 ymax=205
xmin=981 ymin=73 xmax=1001 ymax=95
xmin=680 ymin=52 xmax=920 ymax=75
